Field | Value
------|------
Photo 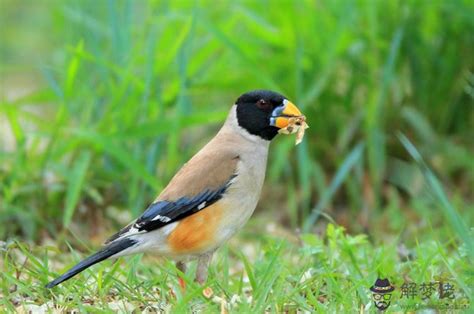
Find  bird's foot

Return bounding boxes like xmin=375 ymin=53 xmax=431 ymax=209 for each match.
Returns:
xmin=176 ymin=261 xmax=187 ymax=291
xmin=178 ymin=277 xmax=186 ymax=290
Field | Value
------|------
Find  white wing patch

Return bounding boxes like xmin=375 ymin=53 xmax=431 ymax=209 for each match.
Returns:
xmin=197 ymin=202 xmax=207 ymax=210
xmin=151 ymin=214 xmax=172 ymax=223
xmin=119 ymin=225 xmax=146 ymax=239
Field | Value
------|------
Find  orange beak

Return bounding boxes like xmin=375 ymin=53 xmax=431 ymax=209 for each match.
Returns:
xmin=270 ymin=99 xmax=303 ymax=129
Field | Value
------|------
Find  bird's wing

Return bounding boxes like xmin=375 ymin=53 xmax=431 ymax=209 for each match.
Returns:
xmin=105 ymin=145 xmax=240 ymax=244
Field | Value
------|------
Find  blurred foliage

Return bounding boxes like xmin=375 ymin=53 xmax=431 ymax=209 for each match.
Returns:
xmin=0 ymin=0 xmax=473 ymax=246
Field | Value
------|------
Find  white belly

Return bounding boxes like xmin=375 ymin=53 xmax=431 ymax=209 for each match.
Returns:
xmin=212 ymin=147 xmax=268 ymax=247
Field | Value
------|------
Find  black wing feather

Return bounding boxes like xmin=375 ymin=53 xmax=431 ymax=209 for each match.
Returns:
xmin=134 ymin=174 xmax=236 ymax=232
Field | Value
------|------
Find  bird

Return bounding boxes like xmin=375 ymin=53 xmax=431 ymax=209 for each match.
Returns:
xmin=45 ymin=89 xmax=305 ymax=289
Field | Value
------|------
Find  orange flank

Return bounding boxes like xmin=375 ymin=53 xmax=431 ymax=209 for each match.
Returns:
xmin=167 ymin=202 xmax=223 ymax=254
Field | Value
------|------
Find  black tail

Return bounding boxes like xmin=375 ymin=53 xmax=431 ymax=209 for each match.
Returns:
xmin=45 ymin=238 xmax=137 ymax=288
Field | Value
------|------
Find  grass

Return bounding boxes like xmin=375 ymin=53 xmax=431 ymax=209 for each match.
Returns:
xmin=1 ymin=222 xmax=471 ymax=312
xmin=1 ymin=0 xmax=473 ymax=312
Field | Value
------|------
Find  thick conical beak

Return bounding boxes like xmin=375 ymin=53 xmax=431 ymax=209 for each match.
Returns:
xmin=270 ymin=99 xmax=303 ymax=129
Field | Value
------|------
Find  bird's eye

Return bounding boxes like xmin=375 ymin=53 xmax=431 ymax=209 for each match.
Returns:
xmin=256 ymin=99 xmax=271 ymax=110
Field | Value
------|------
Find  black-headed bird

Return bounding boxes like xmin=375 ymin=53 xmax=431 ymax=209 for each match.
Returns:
xmin=46 ymin=90 xmax=306 ymax=288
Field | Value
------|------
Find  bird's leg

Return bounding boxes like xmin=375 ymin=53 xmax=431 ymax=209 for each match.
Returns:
xmin=176 ymin=261 xmax=187 ymax=290
xmin=195 ymin=253 xmax=213 ymax=285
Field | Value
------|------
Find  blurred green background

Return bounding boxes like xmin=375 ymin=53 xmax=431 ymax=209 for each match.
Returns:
xmin=1 ymin=0 xmax=473 ymax=249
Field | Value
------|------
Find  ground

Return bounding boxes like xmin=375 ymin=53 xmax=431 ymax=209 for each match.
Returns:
xmin=1 ymin=216 xmax=472 ymax=312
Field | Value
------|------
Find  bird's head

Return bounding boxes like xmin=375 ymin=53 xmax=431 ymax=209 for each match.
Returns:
xmin=235 ymin=90 xmax=304 ymax=141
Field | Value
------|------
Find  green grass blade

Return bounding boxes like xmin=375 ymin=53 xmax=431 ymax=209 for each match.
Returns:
xmin=238 ymin=251 xmax=257 ymax=293
xmin=63 ymin=151 xmax=91 ymax=227
xmin=304 ymin=143 xmax=365 ymax=232
xmin=398 ymin=132 xmax=474 ymax=261
xmin=65 ymin=40 xmax=83 ymax=99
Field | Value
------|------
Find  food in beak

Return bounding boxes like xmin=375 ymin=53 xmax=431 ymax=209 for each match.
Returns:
xmin=277 ymin=115 xmax=309 ymax=145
